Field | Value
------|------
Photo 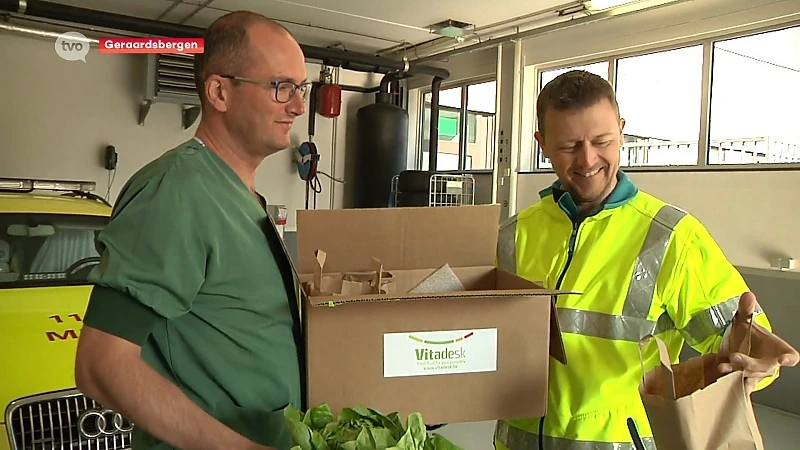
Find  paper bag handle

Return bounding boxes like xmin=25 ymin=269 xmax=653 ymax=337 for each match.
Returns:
xmin=639 ymin=334 xmax=677 ymax=400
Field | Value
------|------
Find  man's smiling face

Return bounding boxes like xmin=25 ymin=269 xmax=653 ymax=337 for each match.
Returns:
xmin=535 ymin=98 xmax=625 ymax=207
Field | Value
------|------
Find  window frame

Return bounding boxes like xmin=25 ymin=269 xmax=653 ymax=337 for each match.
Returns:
xmin=524 ymin=19 xmax=800 ymax=173
xmin=416 ymin=76 xmax=498 ymax=172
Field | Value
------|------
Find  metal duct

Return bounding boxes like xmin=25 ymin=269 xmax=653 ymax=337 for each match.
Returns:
xmin=0 ymin=0 xmax=450 ymax=79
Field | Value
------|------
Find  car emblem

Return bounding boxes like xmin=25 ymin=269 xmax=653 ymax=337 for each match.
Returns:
xmin=77 ymin=408 xmax=134 ymax=438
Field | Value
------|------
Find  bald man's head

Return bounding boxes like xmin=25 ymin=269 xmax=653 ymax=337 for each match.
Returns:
xmin=193 ymin=11 xmax=296 ymax=106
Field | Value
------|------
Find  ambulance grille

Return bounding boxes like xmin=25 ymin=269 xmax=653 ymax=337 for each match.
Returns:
xmin=6 ymin=389 xmax=133 ymax=449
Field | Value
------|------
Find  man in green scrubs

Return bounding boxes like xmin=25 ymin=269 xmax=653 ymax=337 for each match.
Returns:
xmin=74 ymin=11 xmax=311 ymax=450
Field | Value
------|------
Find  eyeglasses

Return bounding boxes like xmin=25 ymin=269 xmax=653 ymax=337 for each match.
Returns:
xmin=221 ymin=75 xmax=312 ymax=103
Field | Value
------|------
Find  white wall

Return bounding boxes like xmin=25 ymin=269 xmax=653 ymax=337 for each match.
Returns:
xmin=0 ymin=30 xmax=381 ymax=231
xmin=515 ymin=0 xmax=800 ymax=270
xmin=406 ymin=48 xmax=497 ymax=91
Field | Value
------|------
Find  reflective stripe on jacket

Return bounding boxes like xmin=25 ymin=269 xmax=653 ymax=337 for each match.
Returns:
xmin=493 ymin=171 xmax=773 ymax=450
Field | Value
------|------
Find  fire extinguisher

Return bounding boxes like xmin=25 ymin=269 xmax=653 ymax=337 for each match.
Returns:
xmin=317 ymin=67 xmax=341 ymax=118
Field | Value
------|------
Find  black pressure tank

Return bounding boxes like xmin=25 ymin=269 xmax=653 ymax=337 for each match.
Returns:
xmin=354 ymin=91 xmax=408 ymax=208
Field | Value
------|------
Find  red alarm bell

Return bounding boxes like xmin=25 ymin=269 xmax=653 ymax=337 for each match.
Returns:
xmin=318 ymin=83 xmax=342 ymax=118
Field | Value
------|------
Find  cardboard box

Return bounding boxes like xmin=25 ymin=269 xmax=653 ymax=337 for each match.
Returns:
xmin=296 ymin=204 xmax=567 ymax=424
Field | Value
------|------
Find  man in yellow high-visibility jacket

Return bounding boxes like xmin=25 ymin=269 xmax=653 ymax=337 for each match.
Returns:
xmin=494 ymin=70 xmax=799 ymax=450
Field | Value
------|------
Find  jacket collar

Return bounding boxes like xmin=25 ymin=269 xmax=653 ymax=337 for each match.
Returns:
xmin=538 ymin=170 xmax=639 ymax=222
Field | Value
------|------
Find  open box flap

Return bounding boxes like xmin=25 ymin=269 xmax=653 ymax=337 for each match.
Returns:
xmin=548 ymin=295 xmax=568 ymax=365
xmin=296 ymin=205 xmax=501 ymax=274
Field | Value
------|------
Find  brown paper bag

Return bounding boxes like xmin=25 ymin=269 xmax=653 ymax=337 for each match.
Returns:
xmin=638 ymin=315 xmax=764 ymax=450
xmin=303 ymin=249 xmax=394 ymax=296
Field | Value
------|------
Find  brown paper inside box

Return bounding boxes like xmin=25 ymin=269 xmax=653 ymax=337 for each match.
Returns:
xmin=302 ymin=249 xmax=395 ymax=296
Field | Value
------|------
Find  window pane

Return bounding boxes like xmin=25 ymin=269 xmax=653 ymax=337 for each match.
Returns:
xmin=421 ymin=87 xmax=462 ymax=171
xmin=615 ymin=45 xmax=704 ymax=167
xmin=708 ymin=26 xmax=800 ymax=164
xmin=423 ymin=86 xmax=462 ymax=109
xmin=536 ymin=62 xmax=610 ymax=169
xmin=467 ymin=81 xmax=496 ymax=114
xmin=466 ymin=81 xmax=497 ymax=170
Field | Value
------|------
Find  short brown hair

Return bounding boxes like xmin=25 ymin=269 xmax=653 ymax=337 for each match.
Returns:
xmin=193 ymin=11 xmax=293 ymax=106
xmin=536 ymin=70 xmax=620 ymax=136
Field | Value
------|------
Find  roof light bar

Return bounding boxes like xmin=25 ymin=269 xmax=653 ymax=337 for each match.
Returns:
xmin=0 ymin=177 xmax=97 ymax=193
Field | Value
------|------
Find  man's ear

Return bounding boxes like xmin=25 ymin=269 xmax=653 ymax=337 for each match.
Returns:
xmin=619 ymin=118 xmax=626 ymax=135
xmin=534 ymin=130 xmax=549 ymax=159
xmin=205 ymin=75 xmax=230 ymax=113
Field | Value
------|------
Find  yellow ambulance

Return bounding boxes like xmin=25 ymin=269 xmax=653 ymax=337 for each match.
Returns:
xmin=0 ymin=178 xmax=133 ymax=450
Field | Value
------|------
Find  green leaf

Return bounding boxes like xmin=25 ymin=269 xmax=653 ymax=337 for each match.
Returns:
xmin=310 ymin=430 xmax=331 ymax=450
xmin=339 ymin=407 xmax=370 ymax=423
xmin=369 ymin=428 xmax=398 ymax=449
xmin=286 ymin=404 xmax=463 ymax=450
xmin=285 ymin=417 xmax=315 ymax=450
xmin=335 ymin=424 xmax=361 ymax=444
xmin=426 ymin=434 xmax=463 ymax=450
xmin=341 ymin=441 xmax=358 ymax=450
xmin=305 ymin=404 xmax=336 ymax=431
xmin=285 ymin=405 xmax=304 ymax=424
xmin=355 ymin=426 xmax=378 ymax=449
xmin=402 ymin=413 xmax=427 ymax=449
xmin=366 ymin=409 xmax=405 ymax=439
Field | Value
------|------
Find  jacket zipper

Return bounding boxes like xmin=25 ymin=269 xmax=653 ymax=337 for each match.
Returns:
xmin=540 ymin=218 xmax=581 ymax=446
xmin=555 ymin=220 xmax=581 ymax=290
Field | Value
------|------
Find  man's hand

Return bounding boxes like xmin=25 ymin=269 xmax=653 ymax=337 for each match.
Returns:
xmin=717 ymin=292 xmax=800 ymax=394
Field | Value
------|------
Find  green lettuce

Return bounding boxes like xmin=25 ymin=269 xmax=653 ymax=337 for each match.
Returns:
xmin=284 ymin=404 xmax=463 ymax=450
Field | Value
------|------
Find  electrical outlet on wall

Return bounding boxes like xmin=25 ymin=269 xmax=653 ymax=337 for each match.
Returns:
xmin=104 ymin=145 xmax=118 ymax=170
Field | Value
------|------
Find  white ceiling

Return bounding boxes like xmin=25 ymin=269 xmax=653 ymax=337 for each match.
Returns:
xmin=34 ymin=0 xmax=575 ymax=54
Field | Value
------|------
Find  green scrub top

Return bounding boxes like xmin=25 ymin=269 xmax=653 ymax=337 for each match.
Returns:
xmin=84 ymin=138 xmax=304 ymax=450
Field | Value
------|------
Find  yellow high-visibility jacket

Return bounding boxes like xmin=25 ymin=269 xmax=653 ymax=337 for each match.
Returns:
xmin=494 ymin=171 xmax=775 ymax=450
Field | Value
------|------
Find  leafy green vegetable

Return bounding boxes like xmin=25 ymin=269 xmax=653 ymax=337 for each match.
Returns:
xmin=284 ymin=404 xmax=463 ymax=450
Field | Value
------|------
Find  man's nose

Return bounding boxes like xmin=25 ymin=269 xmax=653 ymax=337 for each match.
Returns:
xmin=287 ymin=92 xmax=306 ymax=116
xmin=577 ymin=143 xmax=600 ymax=167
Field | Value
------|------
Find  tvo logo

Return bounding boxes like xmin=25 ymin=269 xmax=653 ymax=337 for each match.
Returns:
xmin=55 ymin=31 xmax=90 ymax=62
xmin=77 ymin=408 xmax=134 ymax=438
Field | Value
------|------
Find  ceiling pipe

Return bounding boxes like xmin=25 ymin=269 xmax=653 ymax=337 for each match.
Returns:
xmin=0 ymin=0 xmax=450 ymax=79
xmin=410 ymin=0 xmax=692 ymax=64
xmin=0 ymin=21 xmax=99 ymax=44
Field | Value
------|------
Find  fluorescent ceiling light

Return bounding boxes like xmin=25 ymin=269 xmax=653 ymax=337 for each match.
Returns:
xmin=585 ymin=0 xmax=682 ymax=12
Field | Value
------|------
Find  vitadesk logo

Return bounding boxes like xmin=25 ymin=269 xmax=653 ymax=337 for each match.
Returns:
xmin=382 ymin=329 xmax=496 ymax=378
xmin=55 ymin=31 xmax=91 ymax=62
xmin=409 ymin=331 xmax=472 ymax=362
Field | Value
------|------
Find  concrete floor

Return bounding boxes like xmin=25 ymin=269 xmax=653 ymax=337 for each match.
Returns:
xmin=435 ymin=403 xmax=800 ymax=449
